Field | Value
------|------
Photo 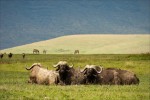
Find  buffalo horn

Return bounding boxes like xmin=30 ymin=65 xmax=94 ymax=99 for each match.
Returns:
xmin=96 ymin=67 xmax=103 ymax=74
xmin=80 ymin=68 xmax=87 ymax=73
xmin=53 ymin=64 xmax=58 ymax=68
xmin=70 ymin=64 xmax=74 ymax=68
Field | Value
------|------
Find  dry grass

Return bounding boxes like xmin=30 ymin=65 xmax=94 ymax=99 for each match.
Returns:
xmin=0 ymin=34 xmax=150 ymax=54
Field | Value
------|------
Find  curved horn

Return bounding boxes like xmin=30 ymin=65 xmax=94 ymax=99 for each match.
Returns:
xmin=80 ymin=65 xmax=89 ymax=73
xmin=80 ymin=67 xmax=87 ymax=73
xmin=96 ymin=67 xmax=103 ymax=74
xmin=53 ymin=64 xmax=58 ymax=68
xmin=26 ymin=66 xmax=34 ymax=70
xmin=26 ymin=63 xmax=40 ymax=70
xmin=70 ymin=64 xmax=74 ymax=68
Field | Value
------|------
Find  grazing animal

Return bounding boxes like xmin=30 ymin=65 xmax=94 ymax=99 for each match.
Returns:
xmin=8 ymin=53 xmax=13 ymax=59
xmin=26 ymin=63 xmax=59 ymax=85
xmin=22 ymin=53 xmax=25 ymax=59
xmin=74 ymin=50 xmax=79 ymax=54
xmin=53 ymin=61 xmax=85 ymax=85
xmin=0 ymin=53 xmax=4 ymax=59
xmin=43 ymin=50 xmax=47 ymax=54
xmin=81 ymin=65 xmax=120 ymax=85
xmin=106 ymin=68 xmax=139 ymax=85
xmin=33 ymin=49 xmax=39 ymax=54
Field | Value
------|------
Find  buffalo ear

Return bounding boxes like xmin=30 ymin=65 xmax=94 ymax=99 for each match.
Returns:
xmin=55 ymin=66 xmax=60 ymax=71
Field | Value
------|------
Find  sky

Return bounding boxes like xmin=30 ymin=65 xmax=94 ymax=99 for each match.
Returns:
xmin=0 ymin=0 xmax=150 ymax=49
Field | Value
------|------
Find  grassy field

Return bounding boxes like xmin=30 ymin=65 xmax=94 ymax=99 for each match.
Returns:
xmin=1 ymin=34 xmax=150 ymax=54
xmin=0 ymin=54 xmax=149 ymax=100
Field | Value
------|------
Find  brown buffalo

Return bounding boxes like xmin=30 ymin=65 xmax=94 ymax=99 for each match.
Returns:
xmin=81 ymin=65 xmax=120 ymax=85
xmin=106 ymin=68 xmax=139 ymax=85
xmin=26 ymin=63 xmax=59 ymax=85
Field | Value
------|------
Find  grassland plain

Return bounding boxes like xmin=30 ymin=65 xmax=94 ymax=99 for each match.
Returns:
xmin=1 ymin=34 xmax=150 ymax=54
xmin=0 ymin=54 xmax=149 ymax=100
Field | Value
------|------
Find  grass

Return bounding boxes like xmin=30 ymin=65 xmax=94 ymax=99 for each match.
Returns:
xmin=0 ymin=54 xmax=150 ymax=100
xmin=1 ymin=34 xmax=150 ymax=54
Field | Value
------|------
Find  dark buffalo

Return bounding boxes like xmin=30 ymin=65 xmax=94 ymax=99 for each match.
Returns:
xmin=8 ymin=53 xmax=13 ymax=59
xmin=0 ymin=53 xmax=4 ymax=59
xmin=106 ymin=68 xmax=139 ymax=85
xmin=81 ymin=65 xmax=120 ymax=85
xmin=53 ymin=61 xmax=85 ymax=85
xmin=22 ymin=53 xmax=25 ymax=59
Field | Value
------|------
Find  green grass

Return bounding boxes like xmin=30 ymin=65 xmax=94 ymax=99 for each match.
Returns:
xmin=0 ymin=54 xmax=150 ymax=100
xmin=1 ymin=34 xmax=150 ymax=54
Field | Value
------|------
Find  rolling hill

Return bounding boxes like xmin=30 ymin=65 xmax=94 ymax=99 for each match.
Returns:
xmin=0 ymin=34 xmax=150 ymax=54
xmin=1 ymin=0 xmax=150 ymax=49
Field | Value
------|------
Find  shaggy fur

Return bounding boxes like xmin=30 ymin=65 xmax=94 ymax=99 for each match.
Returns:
xmin=106 ymin=68 xmax=139 ymax=85
xmin=54 ymin=61 xmax=85 ymax=85
xmin=82 ymin=65 xmax=120 ymax=85
xmin=26 ymin=63 xmax=59 ymax=85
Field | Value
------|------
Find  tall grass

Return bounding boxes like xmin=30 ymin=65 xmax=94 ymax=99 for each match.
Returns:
xmin=0 ymin=54 xmax=149 ymax=100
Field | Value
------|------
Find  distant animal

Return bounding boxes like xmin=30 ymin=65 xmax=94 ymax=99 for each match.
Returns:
xmin=106 ymin=68 xmax=139 ymax=85
xmin=0 ymin=53 xmax=4 ymax=59
xmin=74 ymin=50 xmax=79 ymax=54
xmin=22 ymin=53 xmax=25 ymax=59
xmin=81 ymin=65 xmax=120 ymax=85
xmin=8 ymin=53 xmax=13 ymax=59
xmin=43 ymin=50 xmax=47 ymax=54
xmin=26 ymin=63 xmax=59 ymax=85
xmin=53 ymin=61 xmax=85 ymax=85
xmin=33 ymin=49 xmax=39 ymax=54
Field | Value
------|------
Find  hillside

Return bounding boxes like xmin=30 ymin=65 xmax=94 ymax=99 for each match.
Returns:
xmin=1 ymin=0 xmax=150 ymax=49
xmin=0 ymin=34 xmax=150 ymax=54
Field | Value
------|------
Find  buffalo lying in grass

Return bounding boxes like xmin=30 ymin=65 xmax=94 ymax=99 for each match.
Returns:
xmin=106 ymin=68 xmax=139 ymax=85
xmin=26 ymin=63 xmax=59 ymax=85
xmin=53 ymin=61 xmax=85 ymax=85
xmin=81 ymin=65 xmax=120 ymax=85
xmin=81 ymin=65 xmax=139 ymax=85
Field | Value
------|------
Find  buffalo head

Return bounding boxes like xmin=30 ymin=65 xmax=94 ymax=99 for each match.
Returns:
xmin=53 ymin=61 xmax=73 ymax=74
xmin=53 ymin=61 xmax=73 ymax=85
xmin=81 ymin=65 xmax=103 ymax=84
xmin=81 ymin=65 xmax=103 ymax=76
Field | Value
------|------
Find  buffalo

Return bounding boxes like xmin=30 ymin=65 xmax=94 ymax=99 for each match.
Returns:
xmin=53 ymin=61 xmax=85 ymax=85
xmin=0 ymin=53 xmax=4 ymax=59
xmin=81 ymin=65 xmax=139 ymax=85
xmin=22 ymin=53 xmax=25 ymax=59
xmin=8 ymin=53 xmax=13 ymax=59
xmin=106 ymin=68 xmax=139 ymax=85
xmin=81 ymin=65 xmax=120 ymax=85
xmin=26 ymin=63 xmax=59 ymax=85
